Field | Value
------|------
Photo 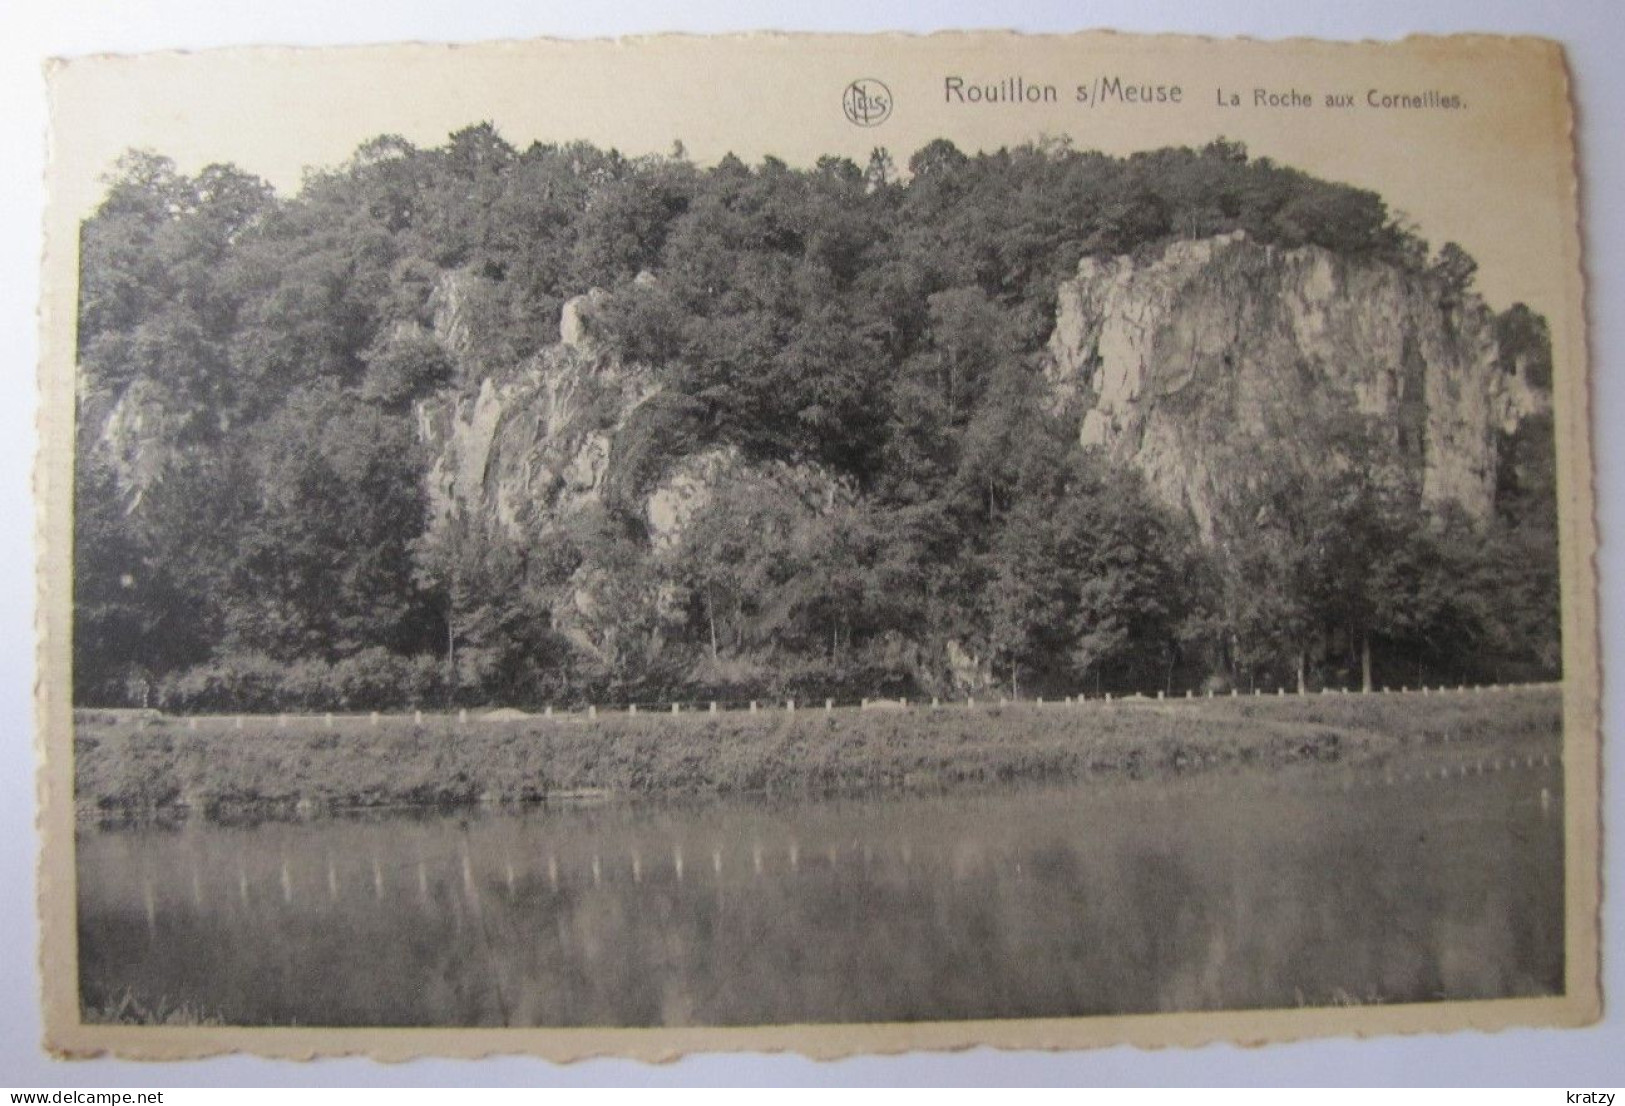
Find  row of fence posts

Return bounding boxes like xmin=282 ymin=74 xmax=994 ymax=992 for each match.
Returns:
xmin=174 ymin=680 xmax=1551 ymax=729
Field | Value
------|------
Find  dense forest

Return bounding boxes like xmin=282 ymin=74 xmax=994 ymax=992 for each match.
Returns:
xmin=73 ymin=127 xmax=1561 ymax=710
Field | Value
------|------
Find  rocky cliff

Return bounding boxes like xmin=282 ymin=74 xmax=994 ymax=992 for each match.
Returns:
xmin=416 ymin=293 xmax=664 ymax=543
xmin=417 ymin=280 xmax=852 ymax=550
xmin=415 ymin=279 xmax=854 ymax=660
xmin=1045 ymin=232 xmax=1548 ymax=537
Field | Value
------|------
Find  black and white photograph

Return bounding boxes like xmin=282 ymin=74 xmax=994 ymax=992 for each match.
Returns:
xmin=34 ymin=29 xmax=1598 ymax=1059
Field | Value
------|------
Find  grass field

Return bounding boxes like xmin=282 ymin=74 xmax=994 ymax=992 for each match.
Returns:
xmin=72 ymin=686 xmax=1564 ymax=821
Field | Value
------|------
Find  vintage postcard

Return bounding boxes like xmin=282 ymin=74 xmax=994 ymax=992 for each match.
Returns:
xmin=37 ymin=31 xmax=1598 ymax=1060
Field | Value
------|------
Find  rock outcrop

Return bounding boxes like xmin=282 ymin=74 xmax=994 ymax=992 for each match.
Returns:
xmin=418 ymin=279 xmax=853 ymax=555
xmin=85 ymin=375 xmax=177 ymax=511
xmin=417 ymin=341 xmax=662 ymax=540
xmin=415 ymin=277 xmax=855 ymax=663
xmin=1045 ymin=232 xmax=1547 ymax=537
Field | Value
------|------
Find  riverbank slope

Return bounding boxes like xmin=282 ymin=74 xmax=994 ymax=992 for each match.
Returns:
xmin=73 ymin=686 xmax=1563 ymax=821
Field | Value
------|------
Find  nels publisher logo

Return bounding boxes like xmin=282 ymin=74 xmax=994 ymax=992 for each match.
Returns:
xmin=842 ymin=78 xmax=892 ymax=126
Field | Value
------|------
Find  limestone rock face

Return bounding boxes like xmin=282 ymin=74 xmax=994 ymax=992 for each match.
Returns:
xmin=558 ymin=287 xmax=611 ymax=351
xmin=1045 ymin=232 xmax=1546 ymax=537
xmin=414 ymin=284 xmax=861 ymax=665
xmin=429 ymin=269 xmax=480 ymax=364
xmin=421 ymin=277 xmax=858 ymax=546
xmin=644 ymin=447 xmax=741 ymax=552
xmin=418 ymin=343 xmax=659 ymax=540
xmin=88 ymin=376 xmax=177 ymax=511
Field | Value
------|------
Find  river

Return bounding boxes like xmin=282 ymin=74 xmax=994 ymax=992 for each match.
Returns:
xmin=76 ymin=763 xmax=1564 ymax=1026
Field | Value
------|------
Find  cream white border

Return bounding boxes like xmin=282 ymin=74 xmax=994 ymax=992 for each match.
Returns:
xmin=33 ymin=29 xmax=1600 ymax=1063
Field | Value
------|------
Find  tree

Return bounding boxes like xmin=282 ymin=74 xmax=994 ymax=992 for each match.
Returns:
xmin=1061 ymin=465 xmax=1198 ymax=694
xmin=1208 ymin=413 xmax=1414 ymax=693
xmin=864 ymin=147 xmax=896 ymax=192
xmin=358 ymin=331 xmax=455 ymax=408
xmin=73 ymin=448 xmax=158 ymax=704
xmin=220 ymin=385 xmax=435 ymax=662
xmin=412 ymin=514 xmax=575 ymax=704
xmin=1432 ymin=241 xmax=1479 ymax=306
xmin=912 ymin=287 xmax=1020 ymax=425
xmin=984 ymin=497 xmax=1068 ymax=695
xmin=1368 ymin=505 xmax=1494 ymax=685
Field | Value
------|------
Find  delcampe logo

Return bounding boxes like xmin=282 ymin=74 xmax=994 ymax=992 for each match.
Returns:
xmin=842 ymin=78 xmax=892 ymax=126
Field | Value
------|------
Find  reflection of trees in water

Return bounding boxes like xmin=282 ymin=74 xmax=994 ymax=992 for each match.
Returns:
xmin=78 ymin=776 xmax=1564 ymax=1026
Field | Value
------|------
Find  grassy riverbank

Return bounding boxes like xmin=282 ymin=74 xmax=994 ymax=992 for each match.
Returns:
xmin=73 ymin=686 xmax=1564 ymax=821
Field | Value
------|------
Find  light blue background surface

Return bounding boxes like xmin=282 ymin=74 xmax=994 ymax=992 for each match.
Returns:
xmin=1 ymin=0 xmax=1619 ymax=1087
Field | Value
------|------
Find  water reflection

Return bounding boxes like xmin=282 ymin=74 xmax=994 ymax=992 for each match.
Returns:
xmin=77 ymin=768 xmax=1564 ymax=1027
